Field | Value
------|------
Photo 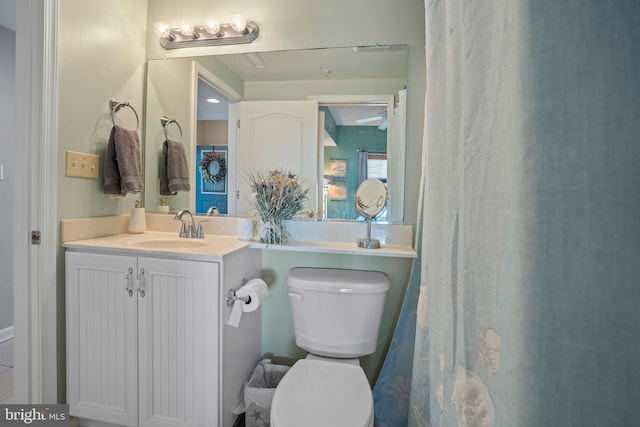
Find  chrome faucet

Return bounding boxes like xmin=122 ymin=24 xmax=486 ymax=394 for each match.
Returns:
xmin=206 ymin=206 xmax=220 ymax=216
xmin=174 ymin=209 xmax=195 ymax=237
xmin=174 ymin=209 xmax=209 ymax=238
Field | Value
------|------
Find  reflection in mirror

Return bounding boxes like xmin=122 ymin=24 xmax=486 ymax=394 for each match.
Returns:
xmin=318 ymin=96 xmax=396 ymax=222
xmin=143 ymin=46 xmax=408 ymax=222
xmin=354 ymin=178 xmax=388 ymax=249
xmin=194 ymin=79 xmax=231 ymax=215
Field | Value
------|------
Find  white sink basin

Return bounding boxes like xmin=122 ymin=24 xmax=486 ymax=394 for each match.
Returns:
xmin=131 ymin=239 xmax=209 ymax=249
xmin=63 ymin=232 xmax=250 ymax=259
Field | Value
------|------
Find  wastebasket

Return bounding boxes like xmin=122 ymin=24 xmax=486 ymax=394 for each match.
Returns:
xmin=234 ymin=359 xmax=291 ymax=427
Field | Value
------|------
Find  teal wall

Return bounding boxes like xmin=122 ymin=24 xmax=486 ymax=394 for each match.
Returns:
xmin=319 ymin=106 xmax=338 ymax=142
xmin=324 ymin=126 xmax=387 ymax=220
xmin=260 ymin=250 xmax=412 ymax=385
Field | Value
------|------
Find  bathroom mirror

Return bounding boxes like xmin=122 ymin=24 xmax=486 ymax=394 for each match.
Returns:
xmin=354 ymin=178 xmax=387 ymax=249
xmin=143 ymin=46 xmax=408 ymax=222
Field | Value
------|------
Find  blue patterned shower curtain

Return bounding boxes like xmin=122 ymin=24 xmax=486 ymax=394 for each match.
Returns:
xmin=376 ymin=0 xmax=640 ymax=426
xmin=373 ymin=257 xmax=421 ymax=427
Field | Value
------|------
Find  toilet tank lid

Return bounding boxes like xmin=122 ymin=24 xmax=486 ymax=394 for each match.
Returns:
xmin=287 ymin=267 xmax=390 ymax=293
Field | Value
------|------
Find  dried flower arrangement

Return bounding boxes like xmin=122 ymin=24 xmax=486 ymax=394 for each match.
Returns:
xmin=248 ymin=169 xmax=309 ymax=244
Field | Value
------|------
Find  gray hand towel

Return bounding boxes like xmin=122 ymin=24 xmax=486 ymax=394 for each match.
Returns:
xmin=159 ymin=139 xmax=190 ymax=195
xmin=103 ymin=125 xmax=144 ymax=196
xmin=103 ymin=126 xmax=121 ymax=195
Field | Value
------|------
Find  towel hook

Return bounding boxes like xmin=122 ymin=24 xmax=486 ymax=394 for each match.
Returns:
xmin=161 ymin=116 xmax=183 ymax=141
xmin=109 ymin=98 xmax=140 ymax=130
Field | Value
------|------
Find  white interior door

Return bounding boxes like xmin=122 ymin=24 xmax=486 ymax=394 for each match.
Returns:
xmin=236 ymin=100 xmax=319 ymax=216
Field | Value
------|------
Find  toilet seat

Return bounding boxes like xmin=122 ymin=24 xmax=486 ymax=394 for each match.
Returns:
xmin=271 ymin=359 xmax=373 ymax=427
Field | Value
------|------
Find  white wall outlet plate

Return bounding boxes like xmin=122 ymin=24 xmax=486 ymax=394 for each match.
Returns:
xmin=66 ymin=151 xmax=100 ymax=179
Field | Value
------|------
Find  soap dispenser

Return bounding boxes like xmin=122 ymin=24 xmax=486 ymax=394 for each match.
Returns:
xmin=157 ymin=198 xmax=170 ymax=213
xmin=129 ymin=199 xmax=146 ymax=233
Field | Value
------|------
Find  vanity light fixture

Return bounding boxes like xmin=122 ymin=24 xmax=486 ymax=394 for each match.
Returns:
xmin=154 ymin=14 xmax=259 ymax=49
xmin=206 ymin=98 xmax=221 ymax=104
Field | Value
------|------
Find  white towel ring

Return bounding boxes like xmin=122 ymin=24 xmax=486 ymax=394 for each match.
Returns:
xmin=109 ymin=98 xmax=140 ymax=130
xmin=161 ymin=116 xmax=183 ymax=141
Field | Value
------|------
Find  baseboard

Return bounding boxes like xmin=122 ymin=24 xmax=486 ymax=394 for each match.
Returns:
xmin=0 ymin=325 xmax=13 ymax=343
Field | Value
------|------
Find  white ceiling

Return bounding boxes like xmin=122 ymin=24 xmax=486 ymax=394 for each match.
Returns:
xmin=327 ymin=105 xmax=388 ymax=127
xmin=197 ymin=79 xmax=230 ymax=121
xmin=0 ymin=0 xmax=15 ymax=31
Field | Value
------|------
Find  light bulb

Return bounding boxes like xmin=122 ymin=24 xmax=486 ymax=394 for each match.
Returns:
xmin=179 ymin=22 xmax=195 ymax=37
xmin=204 ymin=19 xmax=221 ymax=35
xmin=153 ymin=21 xmax=170 ymax=38
xmin=230 ymin=14 xmax=247 ymax=33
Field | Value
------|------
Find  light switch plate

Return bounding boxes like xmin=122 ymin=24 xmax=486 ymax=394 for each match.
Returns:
xmin=66 ymin=151 xmax=100 ymax=179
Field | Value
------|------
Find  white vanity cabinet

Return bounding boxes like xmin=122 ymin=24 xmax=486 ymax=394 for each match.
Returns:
xmin=66 ymin=247 xmax=261 ymax=427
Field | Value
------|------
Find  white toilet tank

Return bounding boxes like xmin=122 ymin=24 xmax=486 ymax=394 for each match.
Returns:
xmin=286 ymin=267 xmax=390 ymax=358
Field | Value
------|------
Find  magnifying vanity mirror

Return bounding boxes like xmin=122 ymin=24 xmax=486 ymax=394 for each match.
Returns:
xmin=143 ymin=45 xmax=408 ymax=223
xmin=354 ymin=178 xmax=388 ymax=249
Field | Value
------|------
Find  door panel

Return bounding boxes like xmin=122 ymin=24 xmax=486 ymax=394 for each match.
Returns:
xmin=137 ymin=257 xmax=220 ymax=427
xmin=237 ymin=101 xmax=318 ymax=215
xmin=66 ymin=252 xmax=138 ymax=427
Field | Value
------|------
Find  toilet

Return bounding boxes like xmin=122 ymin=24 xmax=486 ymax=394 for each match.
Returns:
xmin=271 ymin=267 xmax=390 ymax=427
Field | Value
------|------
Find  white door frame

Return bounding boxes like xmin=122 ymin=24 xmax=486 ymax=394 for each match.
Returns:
xmin=13 ymin=0 xmax=58 ymax=403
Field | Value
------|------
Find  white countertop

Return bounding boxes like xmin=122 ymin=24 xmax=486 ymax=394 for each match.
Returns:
xmin=60 ymin=215 xmax=417 ymax=259
xmin=248 ymin=240 xmax=417 ymax=258
xmin=63 ymin=231 xmax=252 ymax=261
xmin=63 ymin=231 xmax=417 ymax=259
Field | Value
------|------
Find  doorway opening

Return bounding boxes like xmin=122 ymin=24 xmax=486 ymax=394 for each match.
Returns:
xmin=191 ymin=64 xmax=242 ymax=215
xmin=195 ymin=79 xmax=231 ymax=215
xmin=311 ymin=94 xmax=401 ymax=222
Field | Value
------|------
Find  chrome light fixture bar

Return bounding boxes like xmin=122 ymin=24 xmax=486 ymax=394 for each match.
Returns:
xmin=155 ymin=15 xmax=259 ymax=50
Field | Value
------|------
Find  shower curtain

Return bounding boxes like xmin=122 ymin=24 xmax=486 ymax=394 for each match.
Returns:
xmin=404 ymin=0 xmax=640 ymax=426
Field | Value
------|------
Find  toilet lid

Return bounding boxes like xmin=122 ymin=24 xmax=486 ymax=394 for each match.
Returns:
xmin=271 ymin=359 xmax=373 ymax=427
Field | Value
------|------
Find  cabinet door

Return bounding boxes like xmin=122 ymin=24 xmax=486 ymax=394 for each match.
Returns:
xmin=66 ymin=252 xmax=138 ymax=427
xmin=137 ymin=257 xmax=220 ymax=427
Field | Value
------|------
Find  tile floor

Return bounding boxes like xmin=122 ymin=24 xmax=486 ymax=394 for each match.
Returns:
xmin=0 ymin=338 xmax=13 ymax=403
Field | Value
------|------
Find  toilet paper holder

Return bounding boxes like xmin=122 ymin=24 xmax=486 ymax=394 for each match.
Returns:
xmin=225 ymin=279 xmax=251 ymax=307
